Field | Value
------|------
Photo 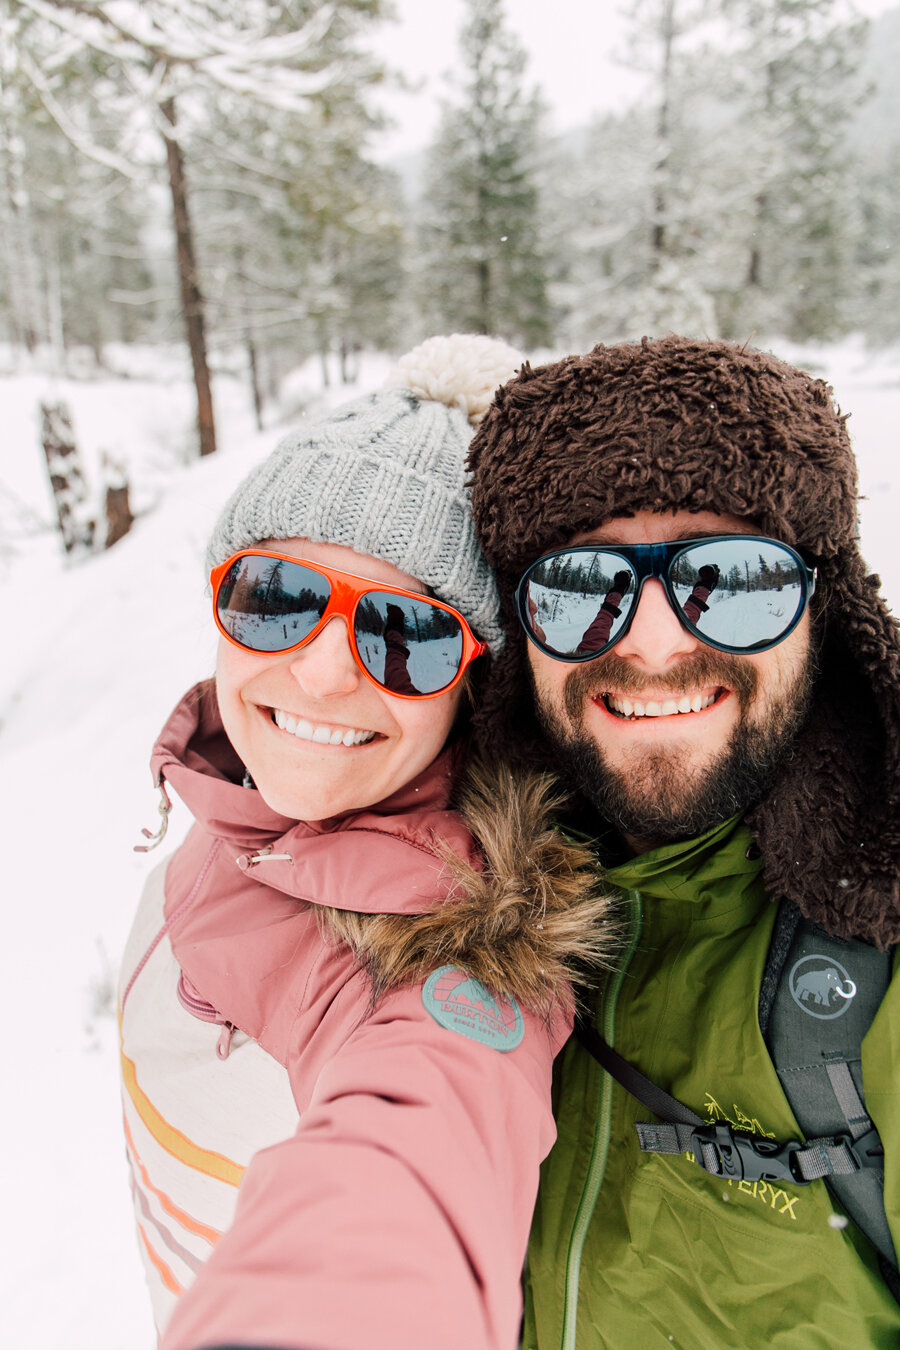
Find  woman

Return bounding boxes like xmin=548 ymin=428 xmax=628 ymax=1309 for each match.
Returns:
xmin=119 ymin=335 xmax=611 ymax=1350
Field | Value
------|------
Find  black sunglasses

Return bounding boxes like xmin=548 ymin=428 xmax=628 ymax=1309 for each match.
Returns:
xmin=516 ymin=535 xmax=817 ymax=662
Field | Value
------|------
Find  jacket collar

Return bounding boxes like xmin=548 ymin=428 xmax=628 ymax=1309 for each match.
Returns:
xmin=149 ymin=680 xmax=478 ymax=915
xmin=602 ymin=815 xmax=762 ymax=905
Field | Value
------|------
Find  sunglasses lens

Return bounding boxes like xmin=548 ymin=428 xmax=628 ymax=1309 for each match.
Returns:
xmin=216 ymin=555 xmax=329 ymax=652
xmin=355 ymin=593 xmax=465 ymax=695
xmin=521 ymin=551 xmax=636 ymax=657
xmin=671 ymin=539 xmax=808 ymax=650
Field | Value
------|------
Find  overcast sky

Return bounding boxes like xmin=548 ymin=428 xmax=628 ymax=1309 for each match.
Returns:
xmin=369 ymin=0 xmax=900 ymax=160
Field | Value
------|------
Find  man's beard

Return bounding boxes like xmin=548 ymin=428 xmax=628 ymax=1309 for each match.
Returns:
xmin=533 ymin=645 xmax=816 ymax=846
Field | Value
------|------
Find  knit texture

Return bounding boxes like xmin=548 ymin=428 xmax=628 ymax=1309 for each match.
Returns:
xmin=467 ymin=335 xmax=900 ymax=946
xmin=207 ymin=336 xmax=523 ymax=656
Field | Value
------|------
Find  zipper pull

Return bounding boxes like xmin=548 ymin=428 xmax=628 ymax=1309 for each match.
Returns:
xmin=216 ymin=1024 xmax=235 ymax=1060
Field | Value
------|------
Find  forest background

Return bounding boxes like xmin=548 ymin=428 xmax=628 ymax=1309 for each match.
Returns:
xmin=5 ymin=0 xmax=900 ymax=451
xmin=3 ymin=1 xmax=900 ymax=1346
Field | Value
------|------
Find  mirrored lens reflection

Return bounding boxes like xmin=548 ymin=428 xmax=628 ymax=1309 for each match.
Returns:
xmin=355 ymin=592 xmax=464 ymax=694
xmin=523 ymin=552 xmax=636 ymax=656
xmin=216 ymin=556 xmax=329 ymax=652
xmin=671 ymin=540 xmax=805 ymax=649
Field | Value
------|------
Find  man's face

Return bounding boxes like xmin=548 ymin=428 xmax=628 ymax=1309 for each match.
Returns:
xmin=527 ymin=509 xmax=816 ymax=850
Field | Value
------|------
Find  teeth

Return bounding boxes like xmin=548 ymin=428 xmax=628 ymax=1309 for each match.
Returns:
xmin=605 ymin=692 xmax=719 ymax=719
xmin=272 ymin=709 xmax=375 ymax=746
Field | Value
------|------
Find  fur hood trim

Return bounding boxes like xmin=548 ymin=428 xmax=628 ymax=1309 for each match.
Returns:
xmin=319 ymin=753 xmax=616 ymax=1015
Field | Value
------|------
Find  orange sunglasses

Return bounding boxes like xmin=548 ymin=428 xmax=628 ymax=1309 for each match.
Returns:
xmin=210 ymin=550 xmax=486 ymax=700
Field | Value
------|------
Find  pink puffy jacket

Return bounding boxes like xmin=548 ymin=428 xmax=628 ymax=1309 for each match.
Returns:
xmin=120 ymin=682 xmax=607 ymax=1350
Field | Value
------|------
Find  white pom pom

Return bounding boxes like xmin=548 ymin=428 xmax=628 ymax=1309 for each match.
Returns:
xmin=389 ymin=334 xmax=524 ymax=426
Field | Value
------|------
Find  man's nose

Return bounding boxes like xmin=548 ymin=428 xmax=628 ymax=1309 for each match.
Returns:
xmin=613 ymin=578 xmax=701 ymax=668
xmin=287 ymin=616 xmax=362 ymax=697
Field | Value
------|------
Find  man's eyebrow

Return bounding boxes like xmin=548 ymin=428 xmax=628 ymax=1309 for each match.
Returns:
xmin=587 ymin=528 xmax=753 ymax=544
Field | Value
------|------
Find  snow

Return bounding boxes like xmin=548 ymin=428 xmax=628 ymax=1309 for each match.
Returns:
xmin=1 ymin=336 xmax=898 ymax=1349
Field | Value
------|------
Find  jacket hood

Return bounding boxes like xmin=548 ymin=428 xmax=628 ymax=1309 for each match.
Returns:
xmin=147 ymin=681 xmax=614 ymax=1008
xmin=467 ymin=336 xmax=900 ymax=946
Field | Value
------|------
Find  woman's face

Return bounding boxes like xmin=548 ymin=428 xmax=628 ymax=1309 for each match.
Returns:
xmin=215 ymin=538 xmax=465 ymax=821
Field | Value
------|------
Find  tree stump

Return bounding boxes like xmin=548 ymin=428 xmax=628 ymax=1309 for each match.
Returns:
xmin=40 ymin=400 xmax=95 ymax=555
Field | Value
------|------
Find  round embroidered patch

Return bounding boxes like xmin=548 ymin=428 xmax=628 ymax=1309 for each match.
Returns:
xmin=423 ymin=966 xmax=525 ymax=1052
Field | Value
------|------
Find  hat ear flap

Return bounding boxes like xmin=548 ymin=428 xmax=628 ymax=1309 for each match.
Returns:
xmin=748 ymin=550 xmax=900 ymax=944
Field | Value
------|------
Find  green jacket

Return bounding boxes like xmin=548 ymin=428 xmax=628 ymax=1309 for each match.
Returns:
xmin=523 ymin=816 xmax=900 ymax=1349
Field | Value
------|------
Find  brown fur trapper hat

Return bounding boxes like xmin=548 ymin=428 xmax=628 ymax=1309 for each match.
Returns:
xmin=468 ymin=335 xmax=900 ymax=946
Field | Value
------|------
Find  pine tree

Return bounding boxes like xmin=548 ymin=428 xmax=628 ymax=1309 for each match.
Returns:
xmin=186 ymin=83 xmax=405 ymax=409
xmin=553 ymin=0 xmax=869 ymax=343
xmin=15 ymin=0 xmax=391 ymax=452
xmin=550 ymin=0 xmax=720 ymax=344
xmin=713 ymin=0 xmax=868 ymax=339
xmin=417 ymin=0 xmax=551 ymax=348
xmin=0 ymin=3 xmax=157 ymax=359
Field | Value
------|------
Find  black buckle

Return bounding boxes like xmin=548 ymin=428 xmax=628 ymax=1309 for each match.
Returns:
xmin=691 ymin=1123 xmax=811 ymax=1186
xmin=843 ymin=1128 xmax=884 ymax=1171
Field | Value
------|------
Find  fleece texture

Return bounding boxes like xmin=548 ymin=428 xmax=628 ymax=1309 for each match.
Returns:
xmin=467 ymin=335 xmax=900 ymax=946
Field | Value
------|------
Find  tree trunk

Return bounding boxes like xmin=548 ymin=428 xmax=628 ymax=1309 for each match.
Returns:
xmin=746 ymin=58 xmax=776 ymax=290
xmin=161 ymin=96 xmax=216 ymax=457
xmin=246 ymin=331 xmax=264 ymax=431
xmin=46 ymin=218 xmax=66 ymax=372
xmin=651 ymin=0 xmax=676 ymax=264
xmin=1 ymin=116 xmax=42 ymax=353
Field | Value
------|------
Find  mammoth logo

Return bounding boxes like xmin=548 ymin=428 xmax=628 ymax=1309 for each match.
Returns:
xmin=789 ymin=955 xmax=857 ymax=1020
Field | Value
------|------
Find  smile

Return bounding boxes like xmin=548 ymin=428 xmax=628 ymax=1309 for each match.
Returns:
xmin=271 ymin=708 xmax=377 ymax=746
xmin=600 ymin=689 xmax=724 ymax=720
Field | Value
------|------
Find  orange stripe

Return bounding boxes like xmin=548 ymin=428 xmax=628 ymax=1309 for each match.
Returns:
xmin=138 ymin=1219 xmax=182 ymax=1296
xmin=120 ymin=1045 xmax=245 ymax=1188
xmin=123 ymin=1111 xmax=223 ymax=1246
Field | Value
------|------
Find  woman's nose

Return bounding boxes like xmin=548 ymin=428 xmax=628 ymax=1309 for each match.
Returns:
xmin=613 ymin=578 xmax=701 ymax=669
xmin=287 ymin=616 xmax=362 ymax=697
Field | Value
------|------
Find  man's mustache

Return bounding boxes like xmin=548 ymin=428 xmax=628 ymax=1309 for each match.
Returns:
xmin=563 ymin=649 xmax=757 ymax=720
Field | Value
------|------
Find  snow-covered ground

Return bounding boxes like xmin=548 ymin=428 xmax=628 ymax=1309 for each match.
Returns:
xmin=1 ymin=337 xmax=898 ymax=1349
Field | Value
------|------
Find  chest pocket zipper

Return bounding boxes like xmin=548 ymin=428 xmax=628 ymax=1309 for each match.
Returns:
xmin=176 ymin=972 xmax=236 ymax=1060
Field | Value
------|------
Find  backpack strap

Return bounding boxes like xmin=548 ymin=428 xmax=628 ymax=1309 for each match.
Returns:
xmin=762 ymin=900 xmax=896 ymax=1270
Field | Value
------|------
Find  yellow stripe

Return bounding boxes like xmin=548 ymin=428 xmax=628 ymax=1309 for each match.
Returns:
xmin=121 ymin=1046 xmax=245 ymax=1188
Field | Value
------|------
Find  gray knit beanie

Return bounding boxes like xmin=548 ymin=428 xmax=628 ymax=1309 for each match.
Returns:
xmin=207 ymin=335 xmax=523 ymax=656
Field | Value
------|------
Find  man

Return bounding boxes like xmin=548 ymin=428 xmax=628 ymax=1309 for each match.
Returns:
xmin=467 ymin=335 xmax=900 ymax=1347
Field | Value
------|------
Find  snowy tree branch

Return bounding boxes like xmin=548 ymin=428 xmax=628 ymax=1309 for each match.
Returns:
xmin=17 ymin=46 xmax=143 ymax=179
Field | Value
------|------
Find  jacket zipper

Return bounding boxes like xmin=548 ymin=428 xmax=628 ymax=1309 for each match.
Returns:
xmin=559 ymin=888 xmax=643 ymax=1350
xmin=176 ymin=973 xmax=236 ymax=1060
